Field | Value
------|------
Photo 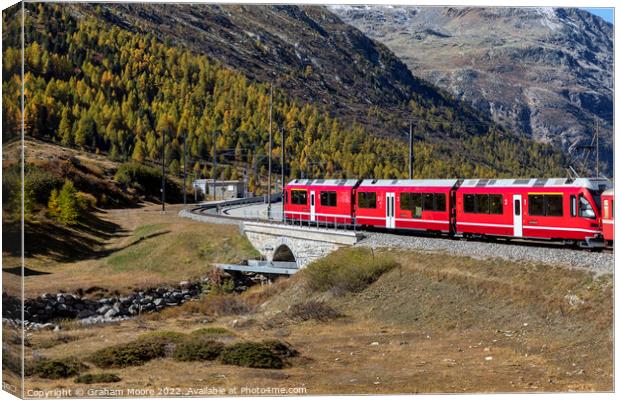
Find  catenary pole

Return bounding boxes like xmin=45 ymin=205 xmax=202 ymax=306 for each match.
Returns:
xmin=409 ymin=121 xmax=414 ymax=179
xmin=161 ymin=125 xmax=166 ymax=213
xmin=183 ymin=132 xmax=187 ymax=205
xmin=267 ymin=83 xmax=273 ymax=220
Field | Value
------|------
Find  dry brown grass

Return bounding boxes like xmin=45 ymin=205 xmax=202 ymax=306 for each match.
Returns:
xmin=17 ymin=246 xmax=612 ymax=394
xmin=7 ymin=204 xmax=257 ymax=298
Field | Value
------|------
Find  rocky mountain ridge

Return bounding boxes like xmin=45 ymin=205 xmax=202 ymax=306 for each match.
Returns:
xmin=330 ymin=6 xmax=613 ymax=175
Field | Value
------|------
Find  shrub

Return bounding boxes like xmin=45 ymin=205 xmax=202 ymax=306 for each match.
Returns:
xmin=261 ymin=340 xmax=299 ymax=358
xmin=190 ymin=327 xmax=234 ymax=337
xmin=54 ymin=180 xmax=81 ymax=225
xmin=287 ymin=301 xmax=342 ymax=322
xmin=219 ymin=340 xmax=297 ymax=369
xmin=303 ymin=248 xmax=398 ymax=295
xmin=89 ymin=332 xmax=184 ymax=368
xmin=75 ymin=373 xmax=121 ymax=384
xmin=173 ymin=338 xmax=224 ymax=362
xmin=33 ymin=358 xmax=88 ymax=379
xmin=76 ymin=191 xmax=97 ymax=210
xmin=47 ymin=188 xmax=61 ymax=218
xmin=3 ymin=346 xmax=23 ymax=375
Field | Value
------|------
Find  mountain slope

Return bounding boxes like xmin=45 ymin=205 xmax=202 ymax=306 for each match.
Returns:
xmin=69 ymin=3 xmax=471 ymax=137
xmin=330 ymin=6 xmax=613 ymax=176
xmin=3 ymin=3 xmax=567 ymax=181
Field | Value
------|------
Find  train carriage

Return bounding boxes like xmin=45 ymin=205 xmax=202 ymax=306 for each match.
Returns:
xmin=455 ymin=178 xmax=612 ymax=247
xmin=601 ymin=189 xmax=614 ymax=244
xmin=283 ymin=179 xmax=359 ymax=225
xmin=355 ymin=179 xmax=458 ymax=233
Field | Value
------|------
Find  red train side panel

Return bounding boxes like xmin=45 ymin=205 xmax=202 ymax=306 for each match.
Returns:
xmin=284 ymin=179 xmax=359 ymax=225
xmin=354 ymin=179 xmax=458 ymax=233
xmin=602 ymin=189 xmax=614 ymax=243
xmin=455 ymin=178 xmax=611 ymax=246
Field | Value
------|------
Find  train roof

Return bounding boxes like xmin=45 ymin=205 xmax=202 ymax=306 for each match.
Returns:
xmin=287 ymin=179 xmax=360 ymax=187
xmin=359 ymin=179 xmax=459 ymax=188
xmin=460 ymin=178 xmax=612 ymax=191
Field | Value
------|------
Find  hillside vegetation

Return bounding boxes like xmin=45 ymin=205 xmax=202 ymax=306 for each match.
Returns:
xmin=3 ymin=3 xmax=567 ymax=184
xmin=21 ymin=247 xmax=612 ymax=393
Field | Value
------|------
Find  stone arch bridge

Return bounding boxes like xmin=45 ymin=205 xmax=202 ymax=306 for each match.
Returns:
xmin=242 ymin=222 xmax=363 ymax=270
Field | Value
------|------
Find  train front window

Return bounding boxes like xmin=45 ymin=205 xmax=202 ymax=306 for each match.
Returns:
xmin=588 ymin=190 xmax=601 ymax=210
xmin=578 ymin=195 xmax=596 ymax=219
xmin=291 ymin=190 xmax=307 ymax=205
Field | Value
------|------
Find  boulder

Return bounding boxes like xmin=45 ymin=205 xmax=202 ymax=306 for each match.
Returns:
xmin=104 ymin=308 xmax=118 ymax=319
xmin=97 ymin=304 xmax=111 ymax=314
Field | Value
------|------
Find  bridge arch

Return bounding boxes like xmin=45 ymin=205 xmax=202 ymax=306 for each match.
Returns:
xmin=272 ymin=244 xmax=296 ymax=263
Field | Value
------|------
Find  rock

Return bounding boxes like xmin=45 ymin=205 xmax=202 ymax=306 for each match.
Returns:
xmin=485 ymin=356 xmax=493 ymax=361
xmin=153 ymin=298 xmax=164 ymax=306
xmin=77 ymin=309 xmax=94 ymax=319
xmin=179 ymin=281 xmax=191 ymax=289
xmin=128 ymin=305 xmax=139 ymax=315
xmin=97 ymin=305 xmax=112 ymax=315
xmin=370 ymin=342 xmax=379 ymax=346
xmin=53 ymin=325 xmax=61 ymax=332
xmin=40 ymin=323 xmax=55 ymax=331
xmin=104 ymin=308 xmax=118 ymax=319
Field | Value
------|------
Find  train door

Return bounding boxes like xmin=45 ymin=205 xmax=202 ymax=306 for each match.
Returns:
xmin=386 ymin=192 xmax=396 ymax=229
xmin=310 ymin=191 xmax=316 ymax=222
xmin=513 ymin=194 xmax=523 ymax=237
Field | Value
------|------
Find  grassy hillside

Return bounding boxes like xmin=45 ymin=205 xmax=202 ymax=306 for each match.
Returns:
xmin=20 ymin=247 xmax=612 ymax=393
xmin=3 ymin=3 xmax=567 ymax=181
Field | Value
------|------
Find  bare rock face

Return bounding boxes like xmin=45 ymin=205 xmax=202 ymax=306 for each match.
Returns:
xmin=330 ymin=6 xmax=613 ymax=175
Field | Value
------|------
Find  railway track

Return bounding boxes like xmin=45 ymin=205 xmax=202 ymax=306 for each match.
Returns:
xmin=186 ymin=203 xmax=613 ymax=273
xmin=188 ymin=202 xmax=613 ymax=254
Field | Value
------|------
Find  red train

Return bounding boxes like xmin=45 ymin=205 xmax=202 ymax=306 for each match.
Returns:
xmin=284 ymin=178 xmax=614 ymax=249
xmin=602 ymin=189 xmax=614 ymax=245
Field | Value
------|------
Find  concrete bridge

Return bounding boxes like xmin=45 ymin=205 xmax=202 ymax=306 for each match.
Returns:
xmin=181 ymin=203 xmax=364 ymax=273
xmin=242 ymin=222 xmax=363 ymax=269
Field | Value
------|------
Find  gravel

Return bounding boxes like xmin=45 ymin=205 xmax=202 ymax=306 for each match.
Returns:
xmin=357 ymin=232 xmax=613 ymax=275
xmin=181 ymin=207 xmax=614 ymax=275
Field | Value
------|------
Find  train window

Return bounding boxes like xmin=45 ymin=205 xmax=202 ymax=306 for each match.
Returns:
xmin=477 ymin=194 xmax=490 ymax=214
xmin=435 ymin=194 xmax=446 ymax=212
xmin=291 ymin=190 xmax=308 ymax=205
xmin=401 ymin=193 xmax=423 ymax=217
xmin=423 ymin=193 xmax=434 ymax=211
xmin=464 ymin=194 xmax=475 ymax=213
xmin=465 ymin=194 xmax=501 ymax=214
xmin=489 ymin=195 xmax=503 ymax=214
xmin=578 ymin=195 xmax=595 ymax=219
xmin=529 ymin=194 xmax=563 ymax=217
xmin=545 ymin=195 xmax=563 ymax=216
xmin=528 ymin=195 xmax=545 ymax=216
xmin=570 ymin=195 xmax=576 ymax=217
xmin=320 ymin=191 xmax=337 ymax=207
xmin=358 ymin=192 xmax=377 ymax=209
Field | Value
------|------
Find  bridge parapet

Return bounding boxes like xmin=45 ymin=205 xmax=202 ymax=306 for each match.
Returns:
xmin=242 ymin=222 xmax=363 ymax=268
